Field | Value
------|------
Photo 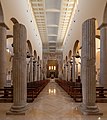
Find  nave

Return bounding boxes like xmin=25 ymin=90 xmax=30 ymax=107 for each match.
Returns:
xmin=0 ymin=80 xmax=107 ymax=120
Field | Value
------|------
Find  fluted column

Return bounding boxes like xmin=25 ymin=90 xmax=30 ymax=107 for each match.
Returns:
xmin=29 ymin=56 xmax=33 ymax=82
xmin=79 ymin=18 xmax=102 ymax=115
xmin=0 ymin=24 xmax=7 ymax=88
xmin=72 ymin=57 xmax=75 ymax=82
xmin=98 ymin=23 xmax=107 ymax=87
xmin=8 ymin=23 xmax=27 ymax=114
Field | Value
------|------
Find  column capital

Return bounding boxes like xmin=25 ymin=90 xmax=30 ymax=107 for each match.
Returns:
xmin=97 ymin=23 xmax=107 ymax=30
xmin=0 ymin=22 xmax=9 ymax=30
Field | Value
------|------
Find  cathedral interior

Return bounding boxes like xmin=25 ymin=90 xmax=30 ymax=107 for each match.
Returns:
xmin=0 ymin=0 xmax=107 ymax=119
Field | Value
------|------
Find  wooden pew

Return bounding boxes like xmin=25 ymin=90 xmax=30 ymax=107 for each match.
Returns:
xmin=56 ymin=79 xmax=107 ymax=103
xmin=0 ymin=80 xmax=50 ymax=103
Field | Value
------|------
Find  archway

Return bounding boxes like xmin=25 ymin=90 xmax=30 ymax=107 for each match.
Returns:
xmin=33 ymin=50 xmax=37 ymax=81
xmin=34 ymin=50 xmax=37 ymax=59
xmin=26 ymin=40 xmax=33 ymax=82
xmin=73 ymin=40 xmax=81 ymax=82
xmin=27 ymin=40 xmax=32 ymax=56
xmin=95 ymin=20 xmax=100 ymax=84
xmin=68 ymin=50 xmax=72 ymax=60
xmin=68 ymin=50 xmax=72 ymax=81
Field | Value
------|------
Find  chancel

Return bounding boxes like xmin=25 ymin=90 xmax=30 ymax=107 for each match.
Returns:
xmin=0 ymin=0 xmax=107 ymax=119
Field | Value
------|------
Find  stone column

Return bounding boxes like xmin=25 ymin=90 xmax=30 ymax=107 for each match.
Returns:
xmin=8 ymin=23 xmax=27 ymax=114
xmin=68 ymin=62 xmax=71 ymax=81
xmin=65 ymin=63 xmax=68 ymax=81
xmin=98 ymin=23 xmax=107 ymax=87
xmin=76 ymin=63 xmax=78 ymax=80
xmin=63 ymin=64 xmax=66 ymax=80
xmin=33 ymin=60 xmax=36 ymax=81
xmin=72 ymin=57 xmax=75 ymax=82
xmin=35 ymin=61 xmax=37 ymax=81
xmin=70 ymin=63 xmax=73 ymax=81
xmin=40 ymin=64 xmax=42 ymax=80
xmin=29 ymin=56 xmax=33 ymax=82
xmin=37 ymin=61 xmax=39 ymax=81
xmin=26 ymin=59 xmax=30 ymax=83
xmin=79 ymin=18 xmax=102 ymax=115
xmin=0 ymin=23 xmax=7 ymax=88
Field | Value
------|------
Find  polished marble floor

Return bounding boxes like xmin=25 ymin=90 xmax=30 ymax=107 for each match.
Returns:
xmin=0 ymin=79 xmax=107 ymax=120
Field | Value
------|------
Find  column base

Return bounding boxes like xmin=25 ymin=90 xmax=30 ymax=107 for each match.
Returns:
xmin=6 ymin=103 xmax=28 ymax=115
xmin=79 ymin=104 xmax=103 ymax=115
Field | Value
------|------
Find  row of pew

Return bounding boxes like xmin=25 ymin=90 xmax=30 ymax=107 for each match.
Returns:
xmin=0 ymin=80 xmax=50 ymax=103
xmin=55 ymin=79 xmax=107 ymax=102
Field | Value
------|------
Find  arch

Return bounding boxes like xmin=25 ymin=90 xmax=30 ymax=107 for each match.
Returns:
xmin=65 ymin=56 xmax=68 ymax=63
xmin=0 ymin=2 xmax=4 ymax=22
xmin=103 ymin=2 xmax=107 ymax=23
xmin=10 ymin=17 xmax=19 ymax=24
xmin=95 ymin=19 xmax=100 ymax=39
xmin=38 ymin=56 xmax=40 ymax=61
xmin=27 ymin=40 xmax=32 ymax=55
xmin=34 ymin=50 xmax=37 ymax=59
xmin=73 ymin=40 xmax=80 ymax=56
xmin=68 ymin=50 xmax=72 ymax=60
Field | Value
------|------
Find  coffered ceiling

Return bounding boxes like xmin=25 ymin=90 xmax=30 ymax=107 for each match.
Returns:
xmin=29 ymin=0 xmax=77 ymax=53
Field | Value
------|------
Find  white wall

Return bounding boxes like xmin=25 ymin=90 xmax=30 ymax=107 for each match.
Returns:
xmin=63 ymin=0 xmax=107 ymax=59
xmin=1 ymin=0 xmax=42 ymax=59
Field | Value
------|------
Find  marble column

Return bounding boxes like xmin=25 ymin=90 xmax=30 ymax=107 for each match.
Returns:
xmin=72 ymin=57 xmax=75 ymax=82
xmin=29 ymin=56 xmax=33 ymax=82
xmin=98 ymin=23 xmax=107 ymax=87
xmin=8 ymin=23 xmax=27 ymax=114
xmin=0 ymin=23 xmax=7 ymax=88
xmin=79 ymin=18 xmax=102 ymax=115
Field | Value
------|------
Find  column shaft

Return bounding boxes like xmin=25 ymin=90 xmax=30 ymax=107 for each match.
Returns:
xmin=80 ymin=18 xmax=102 ymax=115
xmin=0 ymin=26 xmax=6 ymax=88
xmin=27 ymin=63 xmax=30 ymax=82
xmin=29 ymin=57 xmax=33 ymax=82
xmin=37 ymin=62 xmax=39 ymax=80
xmin=10 ymin=23 xmax=27 ymax=114
xmin=72 ymin=57 xmax=75 ymax=82
xmin=76 ymin=63 xmax=78 ymax=80
xmin=100 ymin=25 xmax=107 ymax=87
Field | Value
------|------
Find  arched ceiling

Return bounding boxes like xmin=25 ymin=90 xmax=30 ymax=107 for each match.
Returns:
xmin=29 ymin=0 xmax=77 ymax=53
